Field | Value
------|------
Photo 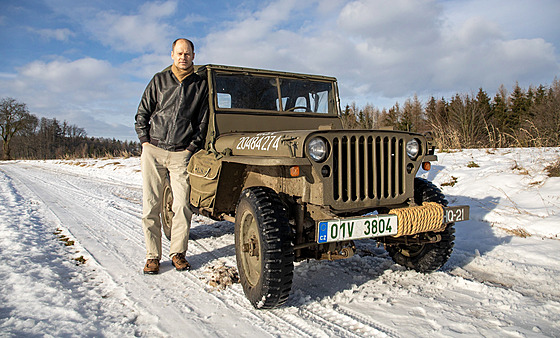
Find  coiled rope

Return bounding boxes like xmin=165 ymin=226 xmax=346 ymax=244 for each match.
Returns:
xmin=389 ymin=202 xmax=445 ymax=237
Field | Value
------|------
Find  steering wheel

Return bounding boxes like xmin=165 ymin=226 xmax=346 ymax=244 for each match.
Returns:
xmin=286 ymin=106 xmax=308 ymax=112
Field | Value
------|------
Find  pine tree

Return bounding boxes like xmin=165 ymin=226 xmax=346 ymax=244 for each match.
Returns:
xmin=382 ymin=102 xmax=401 ymax=129
xmin=509 ymin=82 xmax=530 ymax=130
xmin=491 ymin=85 xmax=509 ymax=133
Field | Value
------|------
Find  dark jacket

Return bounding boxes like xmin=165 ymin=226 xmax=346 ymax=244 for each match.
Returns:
xmin=135 ymin=66 xmax=209 ymax=152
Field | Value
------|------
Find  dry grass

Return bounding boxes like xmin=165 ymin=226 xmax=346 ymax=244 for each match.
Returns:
xmin=490 ymin=223 xmax=531 ymax=238
xmin=58 ymin=235 xmax=75 ymax=246
xmin=203 ymin=262 xmax=239 ymax=290
xmin=67 ymin=161 xmax=89 ymax=167
xmin=467 ymin=161 xmax=480 ymax=168
xmin=73 ymin=256 xmax=87 ymax=265
xmin=441 ymin=176 xmax=458 ymax=187
xmin=502 ymin=227 xmax=532 ymax=238
xmin=545 ymin=159 xmax=560 ymax=177
xmin=511 ymin=161 xmax=529 ymax=175
xmin=54 ymin=228 xmax=87 ymax=265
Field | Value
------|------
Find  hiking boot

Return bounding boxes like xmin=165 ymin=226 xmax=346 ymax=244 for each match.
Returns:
xmin=171 ymin=253 xmax=191 ymax=271
xmin=143 ymin=259 xmax=160 ymax=274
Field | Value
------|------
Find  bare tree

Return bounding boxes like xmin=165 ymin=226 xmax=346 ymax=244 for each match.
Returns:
xmin=448 ymin=94 xmax=490 ymax=148
xmin=0 ymin=97 xmax=38 ymax=160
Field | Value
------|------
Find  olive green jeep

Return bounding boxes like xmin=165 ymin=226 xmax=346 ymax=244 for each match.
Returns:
xmin=161 ymin=64 xmax=469 ymax=309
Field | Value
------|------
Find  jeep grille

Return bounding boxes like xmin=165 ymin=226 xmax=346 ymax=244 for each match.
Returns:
xmin=331 ymin=135 xmax=405 ymax=203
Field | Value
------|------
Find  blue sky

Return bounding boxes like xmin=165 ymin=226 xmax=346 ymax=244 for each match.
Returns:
xmin=1 ymin=0 xmax=559 ymax=141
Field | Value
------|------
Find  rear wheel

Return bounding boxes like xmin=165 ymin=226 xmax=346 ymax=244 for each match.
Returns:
xmin=161 ymin=178 xmax=173 ymax=241
xmin=235 ymin=187 xmax=294 ymax=309
xmin=386 ymin=178 xmax=455 ymax=273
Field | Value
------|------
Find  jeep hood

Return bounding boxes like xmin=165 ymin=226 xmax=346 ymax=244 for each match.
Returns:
xmin=214 ymin=130 xmax=315 ymax=158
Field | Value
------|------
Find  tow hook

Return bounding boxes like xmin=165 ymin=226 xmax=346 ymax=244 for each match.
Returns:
xmin=320 ymin=246 xmax=356 ymax=261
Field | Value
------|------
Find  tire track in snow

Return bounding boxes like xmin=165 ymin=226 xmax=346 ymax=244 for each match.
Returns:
xmin=14 ymin=161 xmax=548 ymax=337
xmin=6 ymin=163 xmax=373 ymax=336
xmin=1 ymin=163 xmax=276 ymax=336
xmin=31 ymin=161 xmax=404 ymax=336
xmin=188 ymin=223 xmax=399 ymax=337
xmin=12 ymin=163 xmax=396 ymax=337
xmin=0 ymin=166 xmax=169 ymax=337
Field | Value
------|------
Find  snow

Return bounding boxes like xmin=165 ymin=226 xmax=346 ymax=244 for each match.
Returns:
xmin=1 ymin=147 xmax=559 ymax=337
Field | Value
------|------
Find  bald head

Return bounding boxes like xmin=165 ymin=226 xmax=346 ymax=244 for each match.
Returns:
xmin=171 ymin=39 xmax=195 ymax=70
xmin=172 ymin=38 xmax=194 ymax=53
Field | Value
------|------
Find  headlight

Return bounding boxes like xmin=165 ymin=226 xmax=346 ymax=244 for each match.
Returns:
xmin=406 ymin=139 xmax=420 ymax=160
xmin=307 ymin=137 xmax=328 ymax=162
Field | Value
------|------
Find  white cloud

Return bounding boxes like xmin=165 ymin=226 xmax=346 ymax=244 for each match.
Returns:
xmin=442 ymin=0 xmax=560 ymax=41
xmin=18 ymin=58 xmax=115 ymax=99
xmin=31 ymin=28 xmax=75 ymax=41
xmin=433 ymin=16 xmax=559 ymax=91
xmin=4 ymin=0 xmax=557 ymax=140
xmin=452 ymin=16 xmax=503 ymax=45
xmin=0 ymin=57 xmax=142 ymax=140
xmin=337 ymin=0 xmax=442 ymax=47
xmin=1 ymin=1 xmax=197 ymax=140
xmin=0 ymin=72 xmax=16 ymax=79
xmin=200 ymin=0 xmax=559 ymax=106
xmin=199 ymin=0 xmax=305 ymax=67
xmin=124 ymin=52 xmax=172 ymax=80
xmin=86 ymin=0 xmax=178 ymax=53
xmin=181 ymin=13 xmax=208 ymax=26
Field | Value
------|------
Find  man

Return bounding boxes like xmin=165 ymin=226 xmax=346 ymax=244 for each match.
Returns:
xmin=135 ymin=38 xmax=209 ymax=274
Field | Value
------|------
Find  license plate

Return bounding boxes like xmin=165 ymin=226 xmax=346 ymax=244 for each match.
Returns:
xmin=444 ymin=205 xmax=470 ymax=223
xmin=317 ymin=214 xmax=398 ymax=243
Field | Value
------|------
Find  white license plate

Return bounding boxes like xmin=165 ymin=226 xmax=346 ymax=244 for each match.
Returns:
xmin=317 ymin=214 xmax=398 ymax=243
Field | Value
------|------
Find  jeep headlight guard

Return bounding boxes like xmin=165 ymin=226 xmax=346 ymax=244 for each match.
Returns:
xmin=307 ymin=137 xmax=328 ymax=162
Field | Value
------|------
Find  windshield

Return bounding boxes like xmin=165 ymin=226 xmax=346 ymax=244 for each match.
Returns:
xmin=214 ymin=73 xmax=333 ymax=114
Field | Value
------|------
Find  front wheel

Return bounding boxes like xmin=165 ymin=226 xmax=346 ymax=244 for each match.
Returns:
xmin=235 ymin=187 xmax=294 ymax=309
xmin=386 ymin=178 xmax=455 ymax=273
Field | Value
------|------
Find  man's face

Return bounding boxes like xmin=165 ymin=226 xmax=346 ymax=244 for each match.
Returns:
xmin=171 ymin=40 xmax=194 ymax=70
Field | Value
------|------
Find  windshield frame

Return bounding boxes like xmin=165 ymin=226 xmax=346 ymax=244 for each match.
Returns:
xmin=211 ymin=70 xmax=339 ymax=116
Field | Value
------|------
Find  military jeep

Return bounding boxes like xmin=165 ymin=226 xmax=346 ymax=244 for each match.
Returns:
xmin=161 ymin=64 xmax=469 ymax=309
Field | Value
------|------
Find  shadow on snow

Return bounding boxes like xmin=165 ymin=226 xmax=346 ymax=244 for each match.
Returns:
xmin=176 ymin=186 xmax=508 ymax=307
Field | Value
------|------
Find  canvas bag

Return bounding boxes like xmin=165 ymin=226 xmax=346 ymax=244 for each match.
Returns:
xmin=187 ymin=151 xmax=222 ymax=209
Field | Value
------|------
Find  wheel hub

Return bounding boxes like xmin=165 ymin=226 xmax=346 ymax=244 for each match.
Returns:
xmin=242 ymin=236 xmax=259 ymax=257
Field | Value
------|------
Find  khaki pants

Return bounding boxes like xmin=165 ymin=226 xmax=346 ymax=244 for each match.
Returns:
xmin=141 ymin=144 xmax=192 ymax=260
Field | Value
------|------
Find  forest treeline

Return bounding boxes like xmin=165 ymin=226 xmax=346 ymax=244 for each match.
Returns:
xmin=12 ymin=118 xmax=139 ymax=159
xmin=1 ymin=97 xmax=139 ymax=160
xmin=341 ymin=79 xmax=560 ymax=149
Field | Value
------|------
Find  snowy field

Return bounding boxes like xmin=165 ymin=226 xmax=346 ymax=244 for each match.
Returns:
xmin=1 ymin=147 xmax=559 ymax=337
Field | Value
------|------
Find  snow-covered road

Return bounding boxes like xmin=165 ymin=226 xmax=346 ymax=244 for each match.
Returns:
xmin=1 ymin=148 xmax=559 ymax=337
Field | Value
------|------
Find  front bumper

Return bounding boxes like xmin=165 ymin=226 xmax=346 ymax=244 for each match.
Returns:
xmin=316 ymin=203 xmax=469 ymax=243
